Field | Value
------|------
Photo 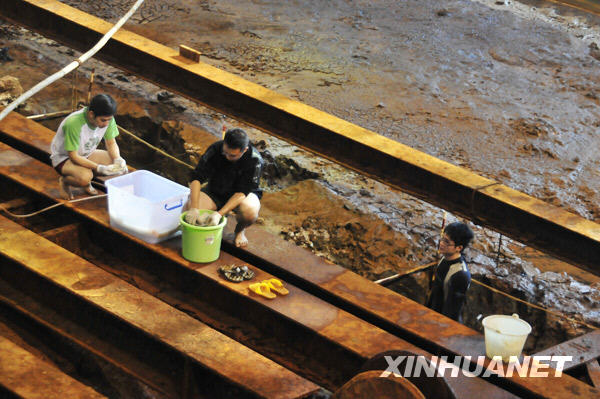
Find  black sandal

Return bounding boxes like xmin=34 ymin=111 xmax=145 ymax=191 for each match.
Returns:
xmin=219 ymin=265 xmax=243 ymax=282
xmin=218 ymin=265 xmax=255 ymax=283
xmin=240 ymin=265 xmax=255 ymax=280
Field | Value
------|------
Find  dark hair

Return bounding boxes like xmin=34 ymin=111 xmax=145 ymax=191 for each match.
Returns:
xmin=224 ymin=128 xmax=249 ymax=150
xmin=444 ymin=222 xmax=474 ymax=251
xmin=89 ymin=94 xmax=117 ymax=117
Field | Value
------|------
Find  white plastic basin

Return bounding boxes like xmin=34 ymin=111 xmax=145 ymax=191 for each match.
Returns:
xmin=105 ymin=170 xmax=190 ymax=243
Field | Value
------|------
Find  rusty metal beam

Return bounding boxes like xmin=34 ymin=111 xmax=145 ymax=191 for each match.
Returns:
xmin=1 ymin=0 xmax=600 ymax=276
xmin=546 ymin=0 xmax=600 ymax=16
xmin=587 ymin=360 xmax=600 ymax=388
xmin=0 ymin=293 xmax=173 ymax=398
xmin=0 ymin=214 xmax=318 ymax=399
xmin=0 ymin=335 xmax=106 ymax=399
xmin=533 ymin=329 xmax=600 ymax=371
xmin=39 ymin=223 xmax=84 ymax=255
xmin=0 ymin=198 xmax=32 ymax=211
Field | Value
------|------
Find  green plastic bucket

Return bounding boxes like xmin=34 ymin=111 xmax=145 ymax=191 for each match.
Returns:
xmin=180 ymin=210 xmax=227 ymax=263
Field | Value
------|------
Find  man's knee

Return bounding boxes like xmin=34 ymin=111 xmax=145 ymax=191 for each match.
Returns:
xmin=88 ymin=150 xmax=112 ymax=165
xmin=237 ymin=195 xmax=260 ymax=221
xmin=197 ymin=191 xmax=217 ymax=211
xmin=68 ymin=170 xmax=93 ymax=187
xmin=189 ymin=180 xmax=201 ymax=191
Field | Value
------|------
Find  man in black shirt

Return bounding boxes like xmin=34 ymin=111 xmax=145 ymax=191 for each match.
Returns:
xmin=186 ymin=128 xmax=264 ymax=247
xmin=426 ymin=221 xmax=474 ymax=322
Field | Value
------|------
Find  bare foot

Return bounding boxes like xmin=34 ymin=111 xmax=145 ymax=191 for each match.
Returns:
xmin=58 ymin=176 xmax=74 ymax=200
xmin=235 ymin=230 xmax=248 ymax=247
xmin=85 ymin=183 xmax=98 ymax=195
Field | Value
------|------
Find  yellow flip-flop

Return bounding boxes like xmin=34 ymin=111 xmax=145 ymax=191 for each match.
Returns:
xmin=248 ymin=282 xmax=276 ymax=299
xmin=263 ymin=278 xmax=289 ymax=295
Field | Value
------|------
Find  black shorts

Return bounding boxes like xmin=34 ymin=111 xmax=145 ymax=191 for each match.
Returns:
xmin=54 ymin=159 xmax=68 ymax=175
xmin=201 ymin=187 xmax=229 ymax=209
xmin=201 ymin=187 xmax=261 ymax=209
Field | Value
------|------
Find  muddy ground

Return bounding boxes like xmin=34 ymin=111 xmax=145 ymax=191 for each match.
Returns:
xmin=1 ymin=0 xmax=599 ymax=358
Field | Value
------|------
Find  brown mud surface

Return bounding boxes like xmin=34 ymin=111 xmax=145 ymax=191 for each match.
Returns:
xmin=1 ymin=0 xmax=599 ymax=357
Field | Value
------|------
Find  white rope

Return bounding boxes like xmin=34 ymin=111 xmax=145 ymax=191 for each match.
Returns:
xmin=0 ymin=0 xmax=145 ymax=122
xmin=0 ymin=194 xmax=107 ymax=218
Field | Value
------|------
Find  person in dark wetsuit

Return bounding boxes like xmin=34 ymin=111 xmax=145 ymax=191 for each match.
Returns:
xmin=185 ymin=128 xmax=264 ymax=247
xmin=426 ymin=221 xmax=474 ymax=322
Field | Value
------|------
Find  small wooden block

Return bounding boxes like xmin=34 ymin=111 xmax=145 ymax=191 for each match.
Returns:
xmin=179 ymin=45 xmax=201 ymax=63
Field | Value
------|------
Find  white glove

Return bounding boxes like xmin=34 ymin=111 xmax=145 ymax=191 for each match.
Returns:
xmin=113 ymin=157 xmax=127 ymax=172
xmin=208 ymin=212 xmax=222 ymax=226
xmin=96 ymin=164 xmax=121 ymax=176
xmin=185 ymin=208 xmax=200 ymax=225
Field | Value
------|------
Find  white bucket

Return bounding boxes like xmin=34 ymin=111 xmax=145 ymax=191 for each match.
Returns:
xmin=482 ymin=314 xmax=532 ymax=362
